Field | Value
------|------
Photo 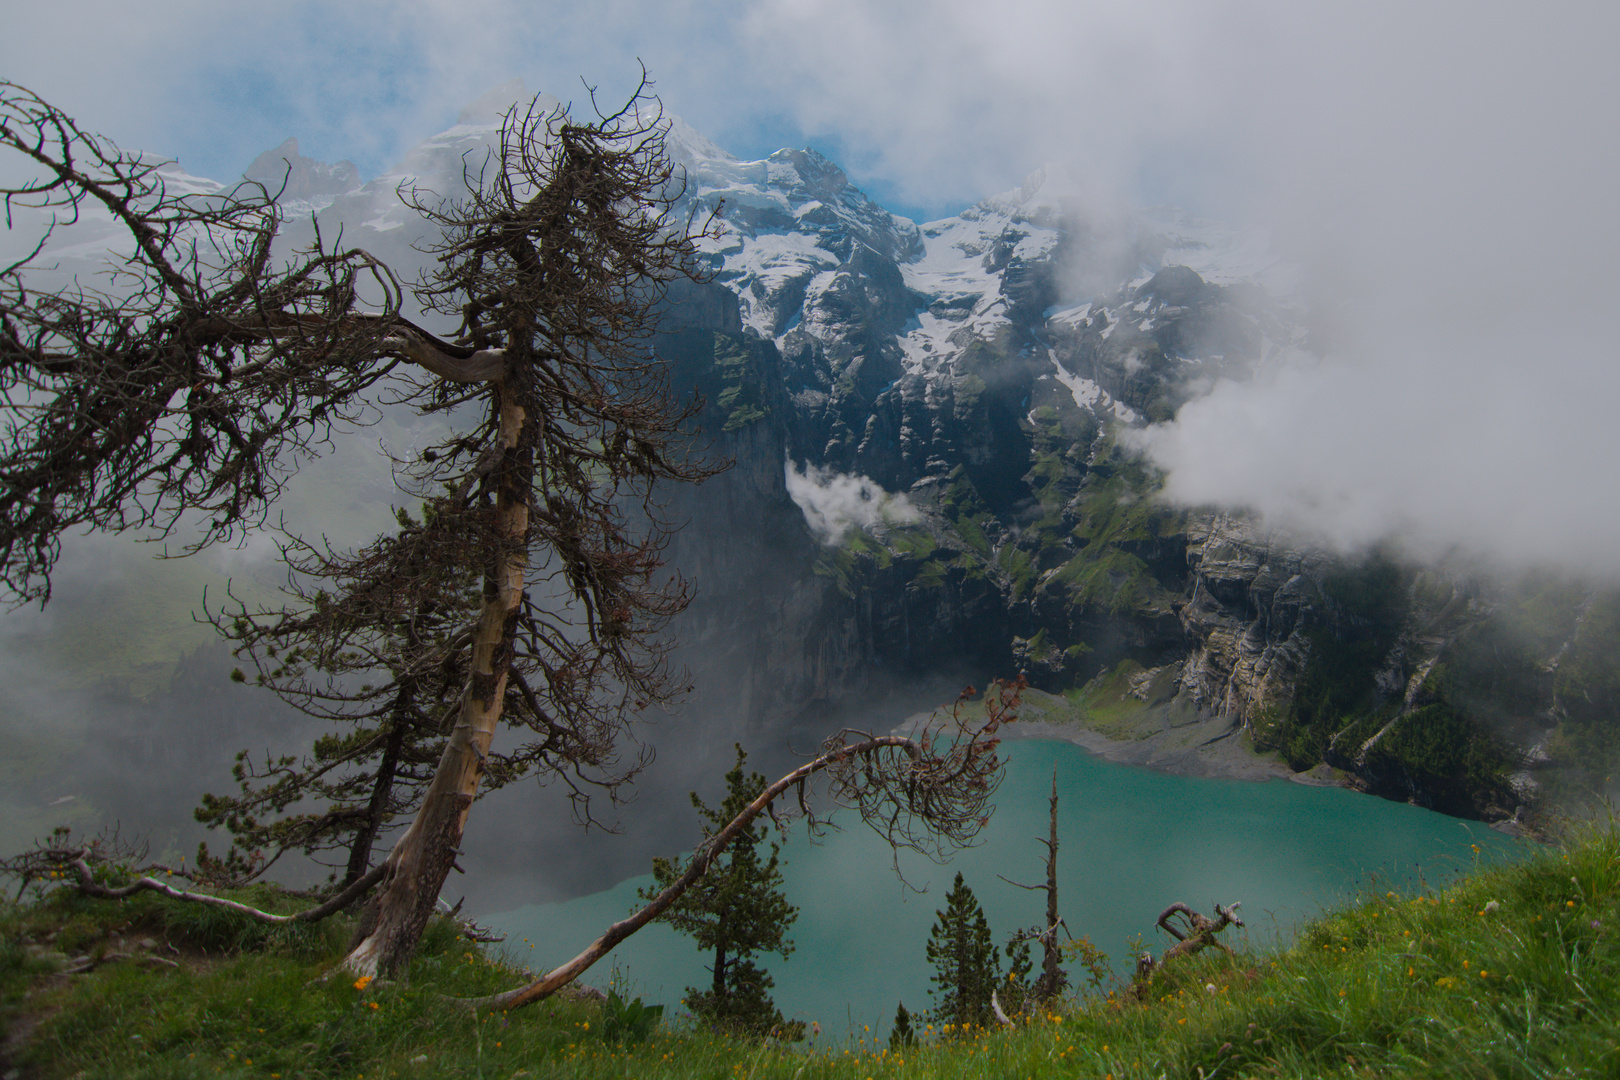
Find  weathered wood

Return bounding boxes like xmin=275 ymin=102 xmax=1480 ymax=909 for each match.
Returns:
xmin=60 ymin=850 xmax=387 ymax=925
xmin=1130 ymin=901 xmax=1244 ymax=997
xmin=458 ymin=678 xmax=1021 ymax=1011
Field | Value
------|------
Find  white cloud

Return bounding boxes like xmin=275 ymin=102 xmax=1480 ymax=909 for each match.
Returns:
xmin=741 ymin=0 xmax=1620 ymax=576
xmin=0 ymin=1 xmax=759 ymax=184
xmin=6 ymin=0 xmax=1619 ymax=575
xmin=786 ymin=461 xmax=921 ymax=544
xmin=1128 ymin=349 xmax=1620 ymax=576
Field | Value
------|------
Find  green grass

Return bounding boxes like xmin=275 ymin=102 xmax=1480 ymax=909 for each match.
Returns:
xmin=6 ymin=821 xmax=1620 ymax=1078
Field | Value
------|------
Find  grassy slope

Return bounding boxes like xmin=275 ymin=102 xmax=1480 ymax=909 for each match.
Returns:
xmin=3 ymin=822 xmax=1619 ymax=1079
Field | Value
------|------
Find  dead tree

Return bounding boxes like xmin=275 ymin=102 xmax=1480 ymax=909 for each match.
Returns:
xmin=1 ymin=76 xmax=719 ymax=978
xmin=3 ymin=679 xmax=1022 ymax=1013
xmin=1130 ymin=901 xmax=1244 ymax=997
xmin=334 ymin=90 xmax=732 ymax=978
xmin=999 ymin=766 xmax=1068 ymax=1004
xmin=463 ymin=678 xmax=1021 ymax=1011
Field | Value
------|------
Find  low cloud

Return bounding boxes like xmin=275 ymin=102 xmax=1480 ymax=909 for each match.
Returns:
xmin=6 ymin=1 xmax=1619 ymax=579
xmin=742 ymin=1 xmax=1620 ymax=579
xmin=785 ymin=461 xmax=920 ymax=544
xmin=1128 ymin=345 xmax=1620 ymax=578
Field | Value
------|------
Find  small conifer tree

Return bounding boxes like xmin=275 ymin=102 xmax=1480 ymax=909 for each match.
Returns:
xmin=1001 ymin=932 xmax=1034 ymax=1016
xmin=924 ymin=872 xmax=1001 ymax=1030
xmin=646 ymin=745 xmax=802 ymax=1038
xmin=889 ymin=1002 xmax=918 ymax=1049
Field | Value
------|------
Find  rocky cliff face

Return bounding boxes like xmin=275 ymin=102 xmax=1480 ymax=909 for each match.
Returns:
xmin=222 ymin=89 xmax=1614 ymax=826
xmin=1174 ymin=514 xmax=1325 ymax=728
xmin=641 ymin=134 xmax=1618 ymax=826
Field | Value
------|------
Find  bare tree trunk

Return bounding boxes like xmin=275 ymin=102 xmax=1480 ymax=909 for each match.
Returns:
xmin=1000 ymin=766 xmax=1067 ymax=1003
xmin=342 ymin=385 xmax=530 ymax=979
xmin=1036 ymin=768 xmax=1064 ymax=1000
xmin=342 ymin=688 xmax=411 ymax=887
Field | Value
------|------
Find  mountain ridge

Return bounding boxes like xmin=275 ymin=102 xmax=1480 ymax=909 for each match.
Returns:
xmin=216 ymin=88 xmax=1619 ymax=832
xmin=14 ymin=83 xmax=1617 ymax=844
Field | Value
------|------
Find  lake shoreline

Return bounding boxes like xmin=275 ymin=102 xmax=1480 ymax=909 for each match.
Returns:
xmin=907 ymin=688 xmax=1544 ymax=841
xmin=897 ymin=687 xmax=1349 ymax=789
xmin=1002 ymin=717 xmax=1340 ymax=786
xmin=486 ymin=738 xmax=1529 ymax=1031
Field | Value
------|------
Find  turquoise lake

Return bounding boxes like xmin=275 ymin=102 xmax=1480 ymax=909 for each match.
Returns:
xmin=485 ymin=738 xmax=1523 ymax=1032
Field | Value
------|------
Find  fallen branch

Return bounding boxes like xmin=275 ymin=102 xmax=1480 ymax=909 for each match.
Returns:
xmin=2 ymin=827 xmax=388 ymax=927
xmin=990 ymin=989 xmax=1014 ymax=1026
xmin=63 ymin=953 xmax=127 ymax=975
xmin=60 ymin=854 xmax=388 ymax=926
xmin=459 ymin=679 xmax=1020 ymax=1011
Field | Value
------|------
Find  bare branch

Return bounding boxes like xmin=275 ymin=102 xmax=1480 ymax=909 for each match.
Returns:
xmin=1130 ymin=900 xmax=1245 ymax=996
xmin=459 ymin=679 xmax=1021 ymax=1011
xmin=0 ymin=828 xmax=386 ymax=924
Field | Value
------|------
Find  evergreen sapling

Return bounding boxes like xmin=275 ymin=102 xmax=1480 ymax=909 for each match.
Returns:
xmin=645 ymin=745 xmax=803 ymax=1038
xmin=924 ymin=872 xmax=1001 ymax=1030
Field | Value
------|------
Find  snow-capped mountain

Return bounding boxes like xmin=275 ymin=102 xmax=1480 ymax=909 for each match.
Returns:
xmin=21 ymin=80 xmax=1611 ymax=830
xmin=651 ymin=142 xmax=1321 ymax=538
xmin=213 ymin=82 xmax=1615 ymax=828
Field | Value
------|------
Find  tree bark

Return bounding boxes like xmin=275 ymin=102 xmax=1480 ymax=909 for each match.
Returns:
xmin=1036 ymin=768 xmax=1064 ymax=1000
xmin=712 ymin=942 xmax=728 ymax=1000
xmin=343 ymin=687 xmax=412 ymax=888
xmin=341 ymin=384 xmax=531 ymax=979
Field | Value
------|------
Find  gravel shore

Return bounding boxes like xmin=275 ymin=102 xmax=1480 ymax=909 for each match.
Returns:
xmin=898 ymin=687 xmax=1349 ymax=788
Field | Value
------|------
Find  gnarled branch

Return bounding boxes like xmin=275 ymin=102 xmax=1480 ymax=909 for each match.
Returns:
xmin=459 ymin=678 xmax=1021 ymax=1011
xmin=1130 ymin=900 xmax=1245 ymax=996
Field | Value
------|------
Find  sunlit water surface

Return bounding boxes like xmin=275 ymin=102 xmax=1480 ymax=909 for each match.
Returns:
xmin=485 ymin=739 xmax=1523 ymax=1032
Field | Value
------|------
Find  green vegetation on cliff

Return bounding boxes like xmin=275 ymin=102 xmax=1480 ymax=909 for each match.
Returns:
xmin=1548 ymin=591 xmax=1620 ymax=786
xmin=709 ymin=334 xmax=776 ymax=432
xmin=1257 ymin=555 xmax=1410 ymax=771
xmin=1254 ymin=555 xmax=1520 ymax=817
xmin=940 ymin=467 xmax=993 ymax=557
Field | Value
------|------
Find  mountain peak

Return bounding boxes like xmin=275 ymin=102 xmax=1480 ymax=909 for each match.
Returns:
xmin=661 ymin=113 xmax=736 ymax=167
xmin=243 ymin=137 xmax=360 ymax=202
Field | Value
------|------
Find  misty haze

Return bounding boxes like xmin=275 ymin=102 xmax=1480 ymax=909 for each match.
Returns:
xmin=1 ymin=2 xmax=1617 ymax=1073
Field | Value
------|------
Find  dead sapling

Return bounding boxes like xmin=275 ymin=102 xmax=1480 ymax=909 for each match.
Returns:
xmin=996 ymin=766 xmax=1069 ymax=1020
xmin=1130 ymin=901 xmax=1244 ymax=998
